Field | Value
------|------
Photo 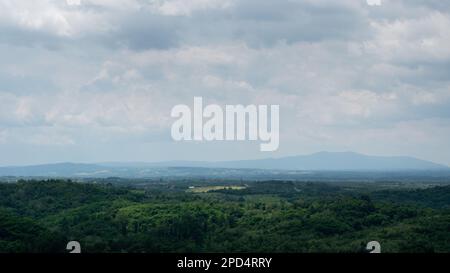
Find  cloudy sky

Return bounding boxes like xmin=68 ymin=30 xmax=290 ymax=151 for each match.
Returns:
xmin=0 ymin=0 xmax=450 ymax=166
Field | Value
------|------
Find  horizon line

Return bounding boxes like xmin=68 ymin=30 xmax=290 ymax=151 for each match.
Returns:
xmin=0 ymin=151 xmax=449 ymax=168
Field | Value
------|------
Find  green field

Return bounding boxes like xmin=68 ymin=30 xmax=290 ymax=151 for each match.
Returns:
xmin=187 ymin=185 xmax=247 ymax=193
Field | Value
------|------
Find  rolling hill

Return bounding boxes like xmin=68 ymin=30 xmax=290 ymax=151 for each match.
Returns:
xmin=0 ymin=152 xmax=448 ymax=178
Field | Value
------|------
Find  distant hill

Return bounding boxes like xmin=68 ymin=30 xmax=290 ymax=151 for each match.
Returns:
xmin=0 ymin=163 xmax=108 ymax=177
xmin=0 ymin=152 xmax=448 ymax=178
xmin=205 ymin=152 xmax=450 ymax=171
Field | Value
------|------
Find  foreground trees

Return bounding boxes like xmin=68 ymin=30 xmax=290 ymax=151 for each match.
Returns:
xmin=0 ymin=180 xmax=449 ymax=253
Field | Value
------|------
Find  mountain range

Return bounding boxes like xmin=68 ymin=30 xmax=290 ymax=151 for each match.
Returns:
xmin=0 ymin=152 xmax=448 ymax=178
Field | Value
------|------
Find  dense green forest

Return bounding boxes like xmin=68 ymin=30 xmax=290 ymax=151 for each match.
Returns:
xmin=0 ymin=179 xmax=449 ymax=253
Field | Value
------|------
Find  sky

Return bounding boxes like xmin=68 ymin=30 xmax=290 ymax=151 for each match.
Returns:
xmin=0 ymin=0 xmax=450 ymax=166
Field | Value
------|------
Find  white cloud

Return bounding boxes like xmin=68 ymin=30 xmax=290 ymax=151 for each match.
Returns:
xmin=0 ymin=0 xmax=73 ymax=36
xmin=367 ymin=12 xmax=450 ymax=63
xmin=0 ymin=0 xmax=118 ymax=38
xmin=337 ymin=90 xmax=397 ymax=118
xmin=155 ymin=0 xmax=234 ymax=16
xmin=1 ymin=0 xmax=450 ymax=164
xmin=66 ymin=0 xmax=81 ymax=6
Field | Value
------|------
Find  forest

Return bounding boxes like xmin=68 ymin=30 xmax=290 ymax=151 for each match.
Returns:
xmin=0 ymin=179 xmax=449 ymax=253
